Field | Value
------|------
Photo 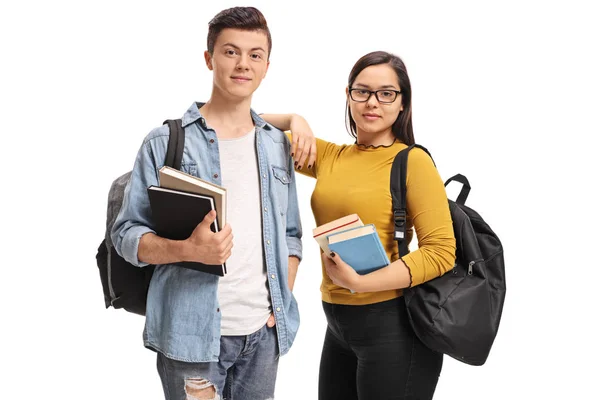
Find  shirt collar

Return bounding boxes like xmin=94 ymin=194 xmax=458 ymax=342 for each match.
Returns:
xmin=182 ymin=102 xmax=270 ymax=131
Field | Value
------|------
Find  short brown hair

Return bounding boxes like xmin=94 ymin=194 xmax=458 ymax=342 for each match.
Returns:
xmin=207 ymin=7 xmax=272 ymax=59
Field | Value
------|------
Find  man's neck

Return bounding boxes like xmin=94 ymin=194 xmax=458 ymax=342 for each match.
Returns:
xmin=200 ymin=92 xmax=255 ymax=139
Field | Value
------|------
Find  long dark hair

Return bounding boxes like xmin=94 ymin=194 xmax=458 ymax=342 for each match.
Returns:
xmin=346 ymin=51 xmax=414 ymax=145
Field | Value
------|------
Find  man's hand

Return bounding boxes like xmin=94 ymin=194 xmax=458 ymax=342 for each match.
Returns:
xmin=184 ymin=210 xmax=233 ymax=265
xmin=289 ymin=114 xmax=317 ymax=170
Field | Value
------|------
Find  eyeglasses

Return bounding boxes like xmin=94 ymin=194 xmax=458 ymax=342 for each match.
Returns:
xmin=349 ymin=88 xmax=402 ymax=104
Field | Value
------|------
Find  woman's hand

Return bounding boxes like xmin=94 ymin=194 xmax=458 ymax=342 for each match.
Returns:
xmin=289 ymin=114 xmax=317 ymax=170
xmin=322 ymin=252 xmax=362 ymax=292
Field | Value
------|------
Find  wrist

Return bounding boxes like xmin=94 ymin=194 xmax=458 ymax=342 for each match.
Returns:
xmin=174 ymin=240 xmax=191 ymax=263
xmin=290 ymin=113 xmax=304 ymax=125
xmin=351 ymin=274 xmax=366 ymax=293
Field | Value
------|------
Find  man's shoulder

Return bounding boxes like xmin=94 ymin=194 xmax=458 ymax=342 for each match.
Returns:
xmin=260 ymin=123 xmax=289 ymax=144
xmin=141 ymin=123 xmax=170 ymax=146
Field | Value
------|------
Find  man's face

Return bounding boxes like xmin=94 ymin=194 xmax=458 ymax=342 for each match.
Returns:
xmin=205 ymin=28 xmax=270 ymax=100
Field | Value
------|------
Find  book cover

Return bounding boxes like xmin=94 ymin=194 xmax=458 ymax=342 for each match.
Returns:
xmin=313 ymin=213 xmax=364 ymax=253
xmin=147 ymin=185 xmax=226 ymax=276
xmin=327 ymin=224 xmax=390 ymax=275
xmin=159 ymin=166 xmax=227 ymax=230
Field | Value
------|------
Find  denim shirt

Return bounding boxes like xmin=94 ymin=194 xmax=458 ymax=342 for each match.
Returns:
xmin=111 ymin=102 xmax=302 ymax=362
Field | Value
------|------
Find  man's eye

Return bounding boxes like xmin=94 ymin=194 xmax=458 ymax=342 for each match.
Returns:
xmin=226 ymin=49 xmax=237 ymax=55
xmin=250 ymin=53 xmax=262 ymax=59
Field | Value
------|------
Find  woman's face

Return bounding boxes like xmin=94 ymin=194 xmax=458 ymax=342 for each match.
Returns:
xmin=347 ymin=64 xmax=403 ymax=138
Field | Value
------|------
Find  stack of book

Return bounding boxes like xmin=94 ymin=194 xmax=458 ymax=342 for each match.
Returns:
xmin=312 ymin=214 xmax=390 ymax=275
xmin=147 ymin=166 xmax=228 ymax=276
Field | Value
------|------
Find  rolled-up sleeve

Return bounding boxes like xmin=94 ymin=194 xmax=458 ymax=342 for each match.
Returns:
xmin=111 ymin=136 xmax=162 ymax=267
xmin=284 ymin=142 xmax=303 ymax=261
xmin=401 ymin=148 xmax=456 ymax=287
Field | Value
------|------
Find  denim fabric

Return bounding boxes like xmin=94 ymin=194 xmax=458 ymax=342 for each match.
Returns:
xmin=319 ymin=297 xmax=443 ymax=400
xmin=157 ymin=324 xmax=279 ymax=400
xmin=111 ymin=102 xmax=302 ymax=362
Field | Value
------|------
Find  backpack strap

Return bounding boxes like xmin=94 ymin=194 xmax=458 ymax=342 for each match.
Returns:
xmin=444 ymin=174 xmax=470 ymax=205
xmin=390 ymin=144 xmax=434 ymax=257
xmin=163 ymin=119 xmax=185 ymax=170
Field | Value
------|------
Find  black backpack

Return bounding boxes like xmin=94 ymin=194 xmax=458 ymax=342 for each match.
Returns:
xmin=391 ymin=144 xmax=506 ymax=366
xmin=96 ymin=119 xmax=185 ymax=316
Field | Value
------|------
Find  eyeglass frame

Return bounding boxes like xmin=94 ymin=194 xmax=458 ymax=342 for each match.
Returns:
xmin=348 ymin=88 xmax=402 ymax=104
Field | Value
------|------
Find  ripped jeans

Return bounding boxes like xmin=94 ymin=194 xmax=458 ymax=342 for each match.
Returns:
xmin=157 ymin=324 xmax=279 ymax=400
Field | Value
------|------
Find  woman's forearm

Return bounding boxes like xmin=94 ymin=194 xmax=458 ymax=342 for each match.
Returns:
xmin=261 ymin=113 xmax=296 ymax=131
xmin=355 ymin=258 xmax=412 ymax=292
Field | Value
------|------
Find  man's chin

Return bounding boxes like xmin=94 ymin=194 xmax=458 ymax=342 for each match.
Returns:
xmin=226 ymin=87 xmax=256 ymax=100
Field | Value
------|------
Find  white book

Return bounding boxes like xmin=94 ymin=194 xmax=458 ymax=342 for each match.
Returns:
xmin=312 ymin=213 xmax=364 ymax=253
xmin=158 ymin=166 xmax=227 ymax=228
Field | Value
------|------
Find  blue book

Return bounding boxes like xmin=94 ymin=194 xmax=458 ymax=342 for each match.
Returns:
xmin=326 ymin=224 xmax=390 ymax=275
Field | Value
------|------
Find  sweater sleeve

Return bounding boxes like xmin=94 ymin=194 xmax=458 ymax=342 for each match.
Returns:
xmin=400 ymin=148 xmax=456 ymax=287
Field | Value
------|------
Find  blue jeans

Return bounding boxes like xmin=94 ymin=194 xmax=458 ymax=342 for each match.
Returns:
xmin=157 ymin=324 xmax=279 ymax=400
xmin=319 ymin=297 xmax=443 ymax=400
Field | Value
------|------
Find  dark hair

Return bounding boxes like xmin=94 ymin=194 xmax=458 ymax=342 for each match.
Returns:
xmin=207 ymin=7 xmax=272 ymax=59
xmin=346 ymin=51 xmax=414 ymax=145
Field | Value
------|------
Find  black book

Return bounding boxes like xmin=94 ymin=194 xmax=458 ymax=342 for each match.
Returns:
xmin=147 ymin=185 xmax=226 ymax=276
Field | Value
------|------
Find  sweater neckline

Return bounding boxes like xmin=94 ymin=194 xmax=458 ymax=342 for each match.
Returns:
xmin=355 ymin=138 xmax=399 ymax=150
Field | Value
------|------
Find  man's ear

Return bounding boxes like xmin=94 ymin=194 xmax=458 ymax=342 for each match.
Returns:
xmin=263 ymin=61 xmax=270 ymax=78
xmin=204 ymin=51 xmax=213 ymax=70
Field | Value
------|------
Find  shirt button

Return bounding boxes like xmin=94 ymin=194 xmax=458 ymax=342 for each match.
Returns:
xmin=263 ymin=174 xmax=267 ymax=178
xmin=276 ymin=307 xmax=281 ymax=312
xmin=217 ymin=308 xmax=220 ymax=312
xmin=271 ymin=274 xmax=276 ymax=279
xmin=209 ymin=139 xmax=215 ymax=143
xmin=213 ymin=173 xmax=219 ymax=179
xmin=264 ymin=207 xmax=268 ymax=212
xmin=267 ymin=240 xmax=271 ymax=245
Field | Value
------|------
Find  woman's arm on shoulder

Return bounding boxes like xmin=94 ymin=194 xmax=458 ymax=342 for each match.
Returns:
xmin=261 ymin=113 xmax=338 ymax=179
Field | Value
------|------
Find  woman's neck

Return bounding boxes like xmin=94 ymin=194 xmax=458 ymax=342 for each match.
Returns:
xmin=356 ymin=129 xmax=396 ymax=147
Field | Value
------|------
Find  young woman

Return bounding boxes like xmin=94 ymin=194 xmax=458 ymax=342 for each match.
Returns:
xmin=262 ymin=51 xmax=456 ymax=399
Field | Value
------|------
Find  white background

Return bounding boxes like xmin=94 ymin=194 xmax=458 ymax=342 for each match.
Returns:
xmin=1 ymin=0 xmax=599 ymax=398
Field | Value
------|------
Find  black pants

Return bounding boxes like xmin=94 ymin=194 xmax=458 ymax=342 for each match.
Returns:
xmin=319 ymin=297 xmax=443 ymax=400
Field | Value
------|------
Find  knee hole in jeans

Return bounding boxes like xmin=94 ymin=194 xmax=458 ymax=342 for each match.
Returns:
xmin=184 ymin=378 xmax=219 ymax=400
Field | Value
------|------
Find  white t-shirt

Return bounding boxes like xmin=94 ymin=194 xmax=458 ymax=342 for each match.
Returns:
xmin=217 ymin=128 xmax=271 ymax=335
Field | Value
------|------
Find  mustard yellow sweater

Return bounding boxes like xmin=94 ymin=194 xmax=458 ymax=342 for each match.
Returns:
xmin=294 ymin=136 xmax=456 ymax=305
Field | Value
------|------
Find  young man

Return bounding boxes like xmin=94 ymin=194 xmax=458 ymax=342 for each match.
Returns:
xmin=111 ymin=7 xmax=313 ymax=400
